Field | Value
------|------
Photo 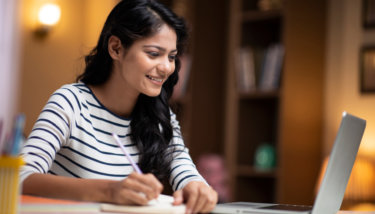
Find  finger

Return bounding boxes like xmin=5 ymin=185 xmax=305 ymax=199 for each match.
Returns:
xmin=192 ymin=189 xmax=206 ymax=213
xmin=123 ymin=175 xmax=158 ymax=200
xmin=201 ymin=189 xmax=218 ymax=213
xmin=173 ymin=190 xmax=183 ymax=205
xmin=118 ymin=189 xmax=149 ymax=205
xmin=131 ymin=173 xmax=163 ymax=195
xmin=185 ymin=189 xmax=198 ymax=214
xmin=131 ymin=173 xmax=161 ymax=188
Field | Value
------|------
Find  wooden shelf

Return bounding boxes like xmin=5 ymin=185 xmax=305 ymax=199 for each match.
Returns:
xmin=242 ymin=10 xmax=282 ymax=22
xmin=225 ymin=0 xmax=282 ymax=203
xmin=238 ymin=91 xmax=279 ymax=100
xmin=236 ymin=165 xmax=277 ymax=178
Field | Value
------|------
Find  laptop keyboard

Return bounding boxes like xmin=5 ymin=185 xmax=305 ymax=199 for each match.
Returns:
xmin=258 ymin=204 xmax=312 ymax=211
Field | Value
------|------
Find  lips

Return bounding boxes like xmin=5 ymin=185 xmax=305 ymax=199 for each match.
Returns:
xmin=146 ymin=75 xmax=163 ymax=83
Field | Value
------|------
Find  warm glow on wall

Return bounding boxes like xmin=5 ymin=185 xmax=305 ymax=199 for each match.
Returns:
xmin=34 ymin=2 xmax=61 ymax=38
xmin=359 ymin=132 xmax=375 ymax=158
xmin=37 ymin=3 xmax=61 ymax=26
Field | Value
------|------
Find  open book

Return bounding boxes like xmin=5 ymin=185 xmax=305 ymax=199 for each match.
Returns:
xmin=100 ymin=194 xmax=186 ymax=214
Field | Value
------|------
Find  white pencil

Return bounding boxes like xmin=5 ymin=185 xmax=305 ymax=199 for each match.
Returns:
xmin=112 ymin=133 xmax=142 ymax=174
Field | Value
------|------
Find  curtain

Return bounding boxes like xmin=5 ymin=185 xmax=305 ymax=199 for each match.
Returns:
xmin=0 ymin=0 xmax=21 ymax=143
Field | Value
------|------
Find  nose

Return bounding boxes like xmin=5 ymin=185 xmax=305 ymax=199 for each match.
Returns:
xmin=157 ymin=57 xmax=174 ymax=74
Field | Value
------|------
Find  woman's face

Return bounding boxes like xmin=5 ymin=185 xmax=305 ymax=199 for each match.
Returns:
xmin=117 ymin=24 xmax=177 ymax=97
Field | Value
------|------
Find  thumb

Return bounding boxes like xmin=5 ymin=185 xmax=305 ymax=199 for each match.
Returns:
xmin=173 ymin=189 xmax=183 ymax=205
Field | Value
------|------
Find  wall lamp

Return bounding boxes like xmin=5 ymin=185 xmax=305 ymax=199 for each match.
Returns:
xmin=34 ymin=3 xmax=61 ymax=38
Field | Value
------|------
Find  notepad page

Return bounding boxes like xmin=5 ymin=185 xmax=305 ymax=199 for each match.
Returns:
xmin=147 ymin=194 xmax=174 ymax=205
xmin=100 ymin=194 xmax=186 ymax=214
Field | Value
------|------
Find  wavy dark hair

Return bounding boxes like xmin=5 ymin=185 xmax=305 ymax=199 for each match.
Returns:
xmin=76 ymin=0 xmax=188 ymax=180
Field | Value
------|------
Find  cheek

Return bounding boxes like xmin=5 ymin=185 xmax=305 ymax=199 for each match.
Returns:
xmin=123 ymin=57 xmax=147 ymax=77
xmin=121 ymin=64 xmax=143 ymax=86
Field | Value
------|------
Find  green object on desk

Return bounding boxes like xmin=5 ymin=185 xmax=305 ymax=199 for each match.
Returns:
xmin=254 ymin=143 xmax=275 ymax=170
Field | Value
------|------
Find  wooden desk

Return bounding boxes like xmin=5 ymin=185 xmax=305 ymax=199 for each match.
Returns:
xmin=20 ymin=195 xmax=374 ymax=214
xmin=20 ymin=195 xmax=103 ymax=214
xmin=339 ymin=212 xmax=375 ymax=214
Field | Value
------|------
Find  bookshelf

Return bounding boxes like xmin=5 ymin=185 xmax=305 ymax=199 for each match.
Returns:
xmin=224 ymin=0 xmax=283 ymax=203
xmin=224 ymin=0 xmax=325 ymax=204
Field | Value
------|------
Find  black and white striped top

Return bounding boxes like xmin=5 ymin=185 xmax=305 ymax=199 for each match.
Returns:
xmin=20 ymin=83 xmax=205 ymax=191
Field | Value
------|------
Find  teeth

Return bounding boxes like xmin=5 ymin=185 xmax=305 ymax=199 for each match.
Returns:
xmin=146 ymin=75 xmax=163 ymax=82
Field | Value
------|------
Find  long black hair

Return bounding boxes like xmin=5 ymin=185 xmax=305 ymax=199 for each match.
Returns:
xmin=76 ymin=0 xmax=188 ymax=180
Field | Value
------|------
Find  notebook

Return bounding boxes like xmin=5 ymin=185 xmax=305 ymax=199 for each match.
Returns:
xmin=212 ymin=112 xmax=366 ymax=214
xmin=100 ymin=194 xmax=185 ymax=214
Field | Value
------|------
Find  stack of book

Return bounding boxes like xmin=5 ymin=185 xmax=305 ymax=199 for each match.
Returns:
xmin=236 ymin=43 xmax=284 ymax=93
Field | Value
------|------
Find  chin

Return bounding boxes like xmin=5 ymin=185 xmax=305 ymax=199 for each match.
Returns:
xmin=143 ymin=90 xmax=162 ymax=97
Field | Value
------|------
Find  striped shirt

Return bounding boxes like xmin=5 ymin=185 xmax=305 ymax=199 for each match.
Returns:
xmin=20 ymin=83 xmax=205 ymax=191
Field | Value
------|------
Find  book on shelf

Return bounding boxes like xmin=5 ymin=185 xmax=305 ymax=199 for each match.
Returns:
xmin=258 ymin=43 xmax=284 ymax=91
xmin=235 ymin=47 xmax=256 ymax=92
xmin=236 ymin=46 xmax=278 ymax=93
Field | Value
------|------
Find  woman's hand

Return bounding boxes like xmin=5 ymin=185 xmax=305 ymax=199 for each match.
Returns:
xmin=173 ymin=181 xmax=218 ymax=214
xmin=108 ymin=172 xmax=163 ymax=205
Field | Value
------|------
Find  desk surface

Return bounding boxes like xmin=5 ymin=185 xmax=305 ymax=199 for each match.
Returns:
xmin=20 ymin=195 xmax=105 ymax=214
xmin=20 ymin=195 xmax=375 ymax=214
xmin=339 ymin=213 xmax=375 ymax=214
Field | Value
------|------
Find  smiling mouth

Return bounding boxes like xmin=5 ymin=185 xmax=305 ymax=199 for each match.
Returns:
xmin=146 ymin=75 xmax=163 ymax=83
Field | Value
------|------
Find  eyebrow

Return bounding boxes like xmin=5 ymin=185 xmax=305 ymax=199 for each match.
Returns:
xmin=143 ymin=45 xmax=178 ymax=53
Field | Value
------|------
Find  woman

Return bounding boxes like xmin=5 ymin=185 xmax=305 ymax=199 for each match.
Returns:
xmin=20 ymin=0 xmax=218 ymax=213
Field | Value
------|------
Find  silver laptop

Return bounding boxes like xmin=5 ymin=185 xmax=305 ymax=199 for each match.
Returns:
xmin=212 ymin=112 xmax=366 ymax=214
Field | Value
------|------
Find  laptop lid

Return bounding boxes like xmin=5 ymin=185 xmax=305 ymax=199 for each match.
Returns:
xmin=311 ymin=112 xmax=366 ymax=214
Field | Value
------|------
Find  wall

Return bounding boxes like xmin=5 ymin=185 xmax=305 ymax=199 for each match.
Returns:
xmin=324 ymin=0 xmax=375 ymax=157
xmin=18 ymin=0 xmax=118 ymax=135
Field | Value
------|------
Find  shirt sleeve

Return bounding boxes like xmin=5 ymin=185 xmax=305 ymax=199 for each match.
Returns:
xmin=167 ymin=110 xmax=208 ymax=191
xmin=19 ymin=86 xmax=77 ymax=183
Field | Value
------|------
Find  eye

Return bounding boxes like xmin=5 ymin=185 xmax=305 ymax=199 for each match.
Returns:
xmin=147 ymin=51 xmax=159 ymax=57
xmin=169 ymin=55 xmax=177 ymax=61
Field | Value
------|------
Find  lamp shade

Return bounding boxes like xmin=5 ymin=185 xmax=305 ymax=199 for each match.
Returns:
xmin=316 ymin=156 xmax=375 ymax=204
xmin=344 ymin=156 xmax=375 ymax=202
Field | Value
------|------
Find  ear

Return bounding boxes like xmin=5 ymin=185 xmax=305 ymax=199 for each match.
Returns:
xmin=108 ymin=35 xmax=124 ymax=60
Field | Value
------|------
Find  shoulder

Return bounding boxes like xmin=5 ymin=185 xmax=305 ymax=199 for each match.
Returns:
xmin=55 ymin=83 xmax=89 ymax=95
xmin=48 ymin=83 xmax=90 ymax=112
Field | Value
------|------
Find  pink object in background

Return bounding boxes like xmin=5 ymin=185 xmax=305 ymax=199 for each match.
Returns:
xmin=197 ymin=154 xmax=230 ymax=203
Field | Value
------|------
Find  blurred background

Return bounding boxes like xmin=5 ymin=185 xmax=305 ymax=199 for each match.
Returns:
xmin=1 ymin=0 xmax=375 ymax=211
